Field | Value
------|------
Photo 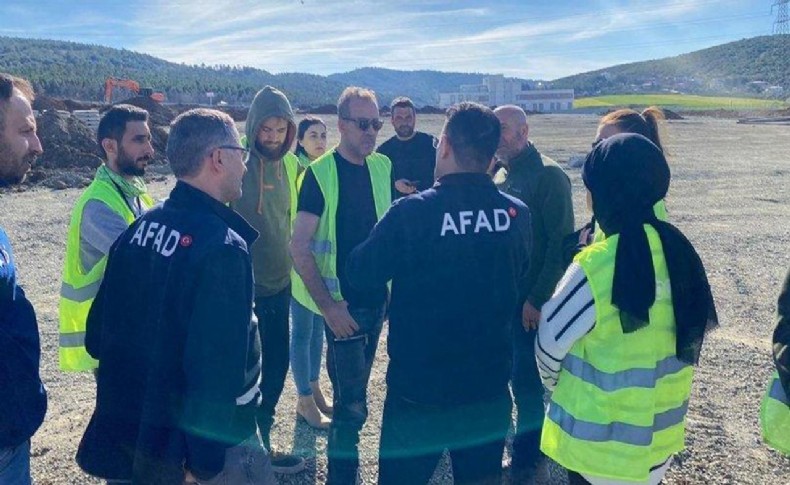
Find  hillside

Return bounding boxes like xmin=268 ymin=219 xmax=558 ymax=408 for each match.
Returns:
xmin=551 ymin=35 xmax=790 ymax=98
xmin=0 ymin=37 xmax=519 ymax=108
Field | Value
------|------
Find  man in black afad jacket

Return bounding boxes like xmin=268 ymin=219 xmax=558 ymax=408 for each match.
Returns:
xmin=0 ymin=73 xmax=46 ymax=485
xmin=347 ymin=102 xmax=532 ymax=485
xmin=77 ymin=109 xmax=275 ymax=485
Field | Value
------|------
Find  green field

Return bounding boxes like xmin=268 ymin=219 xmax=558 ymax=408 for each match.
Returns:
xmin=574 ymin=94 xmax=787 ymax=110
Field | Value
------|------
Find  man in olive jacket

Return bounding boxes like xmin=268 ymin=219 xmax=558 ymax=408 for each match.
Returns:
xmin=493 ymin=105 xmax=574 ymax=480
xmin=231 ymin=86 xmax=304 ymax=474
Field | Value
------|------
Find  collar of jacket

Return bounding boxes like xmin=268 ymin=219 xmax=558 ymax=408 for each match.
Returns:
xmin=435 ymin=172 xmax=495 ymax=187
xmin=508 ymin=142 xmax=542 ymax=177
xmin=169 ymin=181 xmax=259 ymax=247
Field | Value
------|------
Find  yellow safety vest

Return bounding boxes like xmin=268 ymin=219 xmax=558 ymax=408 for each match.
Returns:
xmin=541 ymin=225 xmax=694 ymax=482
xmin=761 ymin=372 xmax=790 ymax=455
xmin=59 ymin=176 xmax=154 ymax=371
xmin=593 ymin=200 xmax=668 ymax=244
xmin=291 ymin=151 xmax=391 ymax=314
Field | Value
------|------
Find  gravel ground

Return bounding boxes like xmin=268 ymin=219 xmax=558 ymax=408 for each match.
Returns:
xmin=1 ymin=114 xmax=789 ymax=484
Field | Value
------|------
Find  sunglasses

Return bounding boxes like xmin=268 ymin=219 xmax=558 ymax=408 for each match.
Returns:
xmin=342 ymin=117 xmax=383 ymax=132
xmin=591 ymin=139 xmax=603 ymax=149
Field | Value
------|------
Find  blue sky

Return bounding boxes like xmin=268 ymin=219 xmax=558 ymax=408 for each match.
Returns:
xmin=0 ymin=0 xmax=775 ymax=80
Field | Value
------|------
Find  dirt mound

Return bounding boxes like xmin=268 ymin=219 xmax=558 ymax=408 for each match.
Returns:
xmin=63 ymin=99 xmax=101 ymax=111
xmin=417 ymin=105 xmax=445 ymax=115
xmin=309 ymin=104 xmax=338 ymax=115
xmin=32 ymin=95 xmax=68 ymax=112
xmin=35 ymin=110 xmax=102 ymax=170
xmin=662 ymin=108 xmax=684 ymax=120
xmin=118 ymin=96 xmax=177 ymax=127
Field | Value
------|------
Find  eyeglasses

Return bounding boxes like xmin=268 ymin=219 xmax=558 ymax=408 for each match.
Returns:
xmin=217 ymin=145 xmax=250 ymax=155
xmin=432 ymin=136 xmax=441 ymax=149
xmin=341 ymin=117 xmax=383 ymax=132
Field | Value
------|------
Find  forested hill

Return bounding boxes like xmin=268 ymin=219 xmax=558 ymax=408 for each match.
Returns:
xmin=550 ymin=35 xmax=790 ymax=98
xmin=0 ymin=36 xmax=515 ymax=107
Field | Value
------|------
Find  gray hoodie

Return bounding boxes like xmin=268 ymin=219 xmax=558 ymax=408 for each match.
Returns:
xmin=232 ymin=86 xmax=296 ymax=297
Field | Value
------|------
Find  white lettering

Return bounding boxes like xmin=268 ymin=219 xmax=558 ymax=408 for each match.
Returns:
xmin=142 ymin=222 xmax=159 ymax=247
xmin=130 ymin=222 xmax=146 ymax=246
xmin=440 ymin=213 xmax=459 ymax=236
xmin=459 ymin=211 xmax=473 ymax=235
xmin=152 ymin=226 xmax=167 ymax=253
xmin=474 ymin=211 xmax=493 ymax=233
xmin=494 ymin=209 xmax=511 ymax=231
xmin=161 ymin=229 xmax=181 ymax=257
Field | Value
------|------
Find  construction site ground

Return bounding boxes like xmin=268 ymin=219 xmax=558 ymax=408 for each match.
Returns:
xmin=2 ymin=114 xmax=789 ymax=484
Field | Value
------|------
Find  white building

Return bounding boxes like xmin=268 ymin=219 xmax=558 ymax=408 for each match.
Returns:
xmin=438 ymin=75 xmax=574 ymax=112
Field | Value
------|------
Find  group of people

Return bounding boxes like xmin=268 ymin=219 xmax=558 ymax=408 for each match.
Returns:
xmin=0 ymin=69 xmax=788 ymax=485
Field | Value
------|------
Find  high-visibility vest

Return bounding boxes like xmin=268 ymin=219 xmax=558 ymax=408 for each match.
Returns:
xmin=58 ymin=177 xmax=153 ymax=371
xmin=291 ymin=151 xmax=391 ymax=314
xmin=541 ymin=225 xmax=694 ymax=482
xmin=283 ymin=152 xmax=300 ymax=222
xmin=761 ymin=372 xmax=790 ymax=455
xmin=593 ymin=200 xmax=668 ymax=244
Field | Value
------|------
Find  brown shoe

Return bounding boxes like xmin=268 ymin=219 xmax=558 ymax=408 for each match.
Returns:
xmin=296 ymin=395 xmax=331 ymax=429
xmin=310 ymin=380 xmax=334 ymax=416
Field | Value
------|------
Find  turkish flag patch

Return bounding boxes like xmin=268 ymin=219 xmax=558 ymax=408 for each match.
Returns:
xmin=508 ymin=207 xmax=517 ymax=217
xmin=180 ymin=235 xmax=193 ymax=247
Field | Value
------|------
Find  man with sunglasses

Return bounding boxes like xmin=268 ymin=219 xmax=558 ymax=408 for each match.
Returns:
xmin=376 ymin=96 xmax=437 ymax=199
xmin=291 ymin=86 xmax=391 ymax=485
xmin=232 ymin=85 xmax=305 ymax=475
xmin=492 ymin=105 xmax=574 ymax=482
xmin=77 ymin=109 xmax=276 ymax=484
xmin=59 ymin=105 xmax=156 ymax=373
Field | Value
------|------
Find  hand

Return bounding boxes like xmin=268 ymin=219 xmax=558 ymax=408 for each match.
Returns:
xmin=522 ymin=301 xmax=541 ymax=331
xmin=184 ymin=470 xmax=198 ymax=484
xmin=395 ymin=179 xmax=417 ymax=195
xmin=579 ymin=226 xmax=593 ymax=246
xmin=323 ymin=300 xmax=360 ymax=339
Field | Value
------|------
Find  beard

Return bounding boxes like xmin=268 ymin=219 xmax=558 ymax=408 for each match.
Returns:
xmin=0 ymin=143 xmax=36 ymax=186
xmin=256 ymin=140 xmax=285 ymax=160
xmin=395 ymin=124 xmax=414 ymax=139
xmin=116 ymin=147 xmax=149 ymax=177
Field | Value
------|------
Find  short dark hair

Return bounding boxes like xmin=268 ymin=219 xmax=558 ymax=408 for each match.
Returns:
xmin=294 ymin=115 xmax=326 ymax=158
xmin=390 ymin=96 xmax=415 ymax=113
xmin=167 ymin=108 xmax=236 ymax=178
xmin=443 ymin=102 xmax=500 ymax=171
xmin=0 ymin=72 xmax=35 ymax=132
xmin=97 ymin=104 xmax=149 ymax=158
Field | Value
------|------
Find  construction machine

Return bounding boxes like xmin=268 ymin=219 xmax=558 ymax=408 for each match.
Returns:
xmin=104 ymin=78 xmax=166 ymax=104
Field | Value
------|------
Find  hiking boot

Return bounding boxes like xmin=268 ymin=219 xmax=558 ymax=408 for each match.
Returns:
xmin=269 ymin=447 xmax=306 ymax=475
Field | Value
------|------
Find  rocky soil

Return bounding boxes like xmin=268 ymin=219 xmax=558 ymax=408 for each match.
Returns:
xmin=1 ymin=114 xmax=789 ymax=484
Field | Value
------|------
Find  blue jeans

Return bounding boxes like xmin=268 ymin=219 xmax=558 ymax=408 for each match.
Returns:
xmin=0 ymin=440 xmax=31 ymax=485
xmin=290 ymin=298 xmax=326 ymax=396
xmin=324 ymin=305 xmax=385 ymax=485
xmin=511 ymin=325 xmax=546 ymax=469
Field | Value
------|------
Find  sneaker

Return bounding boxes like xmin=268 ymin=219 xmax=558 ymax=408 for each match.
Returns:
xmin=269 ymin=447 xmax=306 ymax=475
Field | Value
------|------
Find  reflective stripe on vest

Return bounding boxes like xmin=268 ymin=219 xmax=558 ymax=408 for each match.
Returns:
xmin=58 ymin=175 xmax=153 ymax=372
xmin=290 ymin=151 xmax=391 ymax=314
xmin=541 ymin=225 xmax=693 ymax=482
xmin=761 ymin=373 xmax=790 ymax=455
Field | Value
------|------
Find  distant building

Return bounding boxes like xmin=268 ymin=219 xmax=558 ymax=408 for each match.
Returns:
xmin=437 ymin=75 xmax=574 ymax=112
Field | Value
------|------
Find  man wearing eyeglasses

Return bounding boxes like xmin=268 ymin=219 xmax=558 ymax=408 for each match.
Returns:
xmin=232 ymin=85 xmax=306 ymax=475
xmin=492 ymin=105 xmax=574 ymax=482
xmin=376 ymin=96 xmax=436 ymax=199
xmin=291 ymin=86 xmax=391 ymax=485
xmin=77 ymin=109 xmax=276 ymax=484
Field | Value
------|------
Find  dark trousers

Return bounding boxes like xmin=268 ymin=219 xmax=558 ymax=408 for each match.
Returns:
xmin=324 ymin=305 xmax=385 ymax=485
xmin=253 ymin=285 xmax=291 ymax=448
xmin=378 ymin=391 xmax=512 ymax=485
xmin=511 ymin=324 xmax=546 ymax=469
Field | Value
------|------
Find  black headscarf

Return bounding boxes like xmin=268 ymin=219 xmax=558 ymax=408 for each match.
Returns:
xmin=582 ymin=133 xmax=718 ymax=364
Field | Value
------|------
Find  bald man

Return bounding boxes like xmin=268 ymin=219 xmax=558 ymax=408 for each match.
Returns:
xmin=493 ymin=105 xmax=574 ymax=481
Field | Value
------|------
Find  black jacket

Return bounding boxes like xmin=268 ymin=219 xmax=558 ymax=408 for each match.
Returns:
xmin=0 ymin=227 xmax=47 ymax=448
xmin=775 ymin=268 xmax=790 ymax=397
xmin=347 ymin=173 xmax=532 ymax=405
xmin=77 ymin=181 xmax=261 ymax=484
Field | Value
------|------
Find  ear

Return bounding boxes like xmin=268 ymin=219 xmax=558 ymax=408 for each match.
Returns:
xmin=101 ymin=138 xmax=117 ymax=158
xmin=523 ymin=123 xmax=530 ymax=140
xmin=208 ymin=148 xmax=223 ymax=175
xmin=439 ymin=135 xmax=452 ymax=159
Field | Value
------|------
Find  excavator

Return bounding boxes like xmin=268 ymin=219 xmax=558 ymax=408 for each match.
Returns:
xmin=104 ymin=77 xmax=166 ymax=104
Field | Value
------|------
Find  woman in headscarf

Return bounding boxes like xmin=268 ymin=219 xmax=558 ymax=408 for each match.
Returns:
xmin=535 ymin=133 xmax=718 ymax=484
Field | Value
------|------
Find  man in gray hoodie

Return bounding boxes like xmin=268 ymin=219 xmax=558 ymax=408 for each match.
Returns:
xmin=232 ymin=85 xmax=304 ymax=475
